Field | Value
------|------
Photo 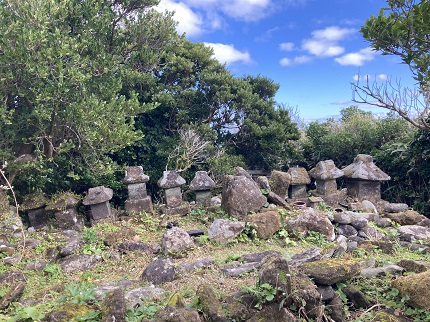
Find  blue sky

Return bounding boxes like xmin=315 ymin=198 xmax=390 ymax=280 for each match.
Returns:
xmin=156 ymin=0 xmax=417 ymax=121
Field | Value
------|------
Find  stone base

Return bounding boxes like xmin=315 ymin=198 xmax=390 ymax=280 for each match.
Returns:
xmin=310 ymin=189 xmax=347 ymax=208
xmin=125 ymin=197 xmax=153 ymax=214
xmin=28 ymin=208 xmax=50 ymax=229
xmin=160 ymin=203 xmax=190 ymax=216
xmin=55 ymin=209 xmax=84 ymax=230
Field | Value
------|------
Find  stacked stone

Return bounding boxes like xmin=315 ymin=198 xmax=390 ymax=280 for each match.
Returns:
xmin=46 ymin=192 xmax=83 ymax=230
xmin=21 ymin=192 xmax=49 ymax=229
xmin=83 ymin=186 xmax=114 ymax=225
xmin=124 ymin=166 xmax=153 ymax=214
xmin=189 ymin=171 xmax=215 ymax=206
xmin=287 ymin=167 xmax=311 ymax=201
xmin=158 ymin=171 xmax=189 ymax=215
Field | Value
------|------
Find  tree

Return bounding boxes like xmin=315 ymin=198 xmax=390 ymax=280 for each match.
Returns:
xmin=352 ymin=0 xmax=430 ymax=131
xmin=0 ymin=0 xmax=178 ymax=191
xmin=115 ymin=39 xmax=301 ymax=187
xmin=304 ymin=106 xmax=411 ymax=168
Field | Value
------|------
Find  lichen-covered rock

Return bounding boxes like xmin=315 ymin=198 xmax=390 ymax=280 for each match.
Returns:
xmin=384 ymin=210 xmax=428 ymax=226
xmin=161 ymin=227 xmax=194 ymax=257
xmin=342 ymin=284 xmax=372 ymax=309
xmin=60 ymin=254 xmax=98 ymax=273
xmin=221 ymin=175 xmax=267 ymax=219
xmin=207 ymin=219 xmax=245 ymax=244
xmin=384 ymin=203 xmax=409 ymax=213
xmin=286 ymin=208 xmax=335 ymax=241
xmin=0 ymin=281 xmax=26 ymax=310
xmin=141 ymin=258 xmax=175 ymax=285
xmin=392 ymin=271 xmax=430 ymax=309
xmin=300 ymin=258 xmax=361 ymax=285
xmin=45 ymin=192 xmax=80 ymax=211
xmin=309 ymin=160 xmax=344 ymax=180
xmin=197 ymin=284 xmax=227 ymax=322
xmin=42 ymin=303 xmax=95 ymax=322
xmin=153 ymin=305 xmax=201 ymax=322
xmin=245 ymin=211 xmax=281 ymax=240
xmin=343 ymin=154 xmax=390 ymax=181
xmin=102 ymin=288 xmax=126 ymax=322
xmin=397 ymin=259 xmax=430 ymax=273
xmin=292 ymin=272 xmax=323 ymax=319
xmin=397 ymin=225 xmax=430 ymax=242
xmin=270 ymin=170 xmax=291 ymax=199
xmin=246 ymin=303 xmax=298 ymax=322
xmin=21 ymin=192 xmax=49 ymax=210
xmin=258 ymin=253 xmax=292 ymax=305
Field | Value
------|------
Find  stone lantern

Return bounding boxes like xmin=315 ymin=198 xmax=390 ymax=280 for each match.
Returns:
xmin=45 ymin=192 xmax=83 ymax=230
xmin=309 ymin=160 xmax=344 ymax=195
xmin=158 ymin=171 xmax=189 ymax=215
xmin=124 ymin=166 xmax=153 ymax=214
xmin=83 ymin=186 xmax=114 ymax=225
xmin=190 ymin=171 xmax=216 ymax=206
xmin=343 ymin=154 xmax=391 ymax=204
xmin=21 ymin=192 xmax=49 ymax=229
xmin=287 ymin=167 xmax=311 ymax=200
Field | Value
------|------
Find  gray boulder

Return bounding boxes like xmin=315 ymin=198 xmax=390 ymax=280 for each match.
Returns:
xmin=221 ymin=175 xmax=267 ymax=219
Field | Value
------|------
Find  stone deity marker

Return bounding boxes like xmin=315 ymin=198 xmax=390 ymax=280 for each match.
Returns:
xmin=83 ymin=186 xmax=114 ymax=225
xmin=309 ymin=160 xmax=344 ymax=196
xmin=287 ymin=167 xmax=311 ymax=200
xmin=158 ymin=171 xmax=189 ymax=215
xmin=124 ymin=166 xmax=153 ymax=214
xmin=189 ymin=171 xmax=215 ymax=206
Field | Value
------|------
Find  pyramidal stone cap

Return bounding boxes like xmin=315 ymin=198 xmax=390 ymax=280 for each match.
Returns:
xmin=83 ymin=186 xmax=113 ymax=205
xmin=158 ymin=171 xmax=186 ymax=189
xmin=343 ymin=154 xmax=391 ymax=181
xmin=123 ymin=166 xmax=149 ymax=184
xmin=309 ymin=160 xmax=344 ymax=180
xmin=190 ymin=171 xmax=216 ymax=191
xmin=287 ymin=167 xmax=311 ymax=185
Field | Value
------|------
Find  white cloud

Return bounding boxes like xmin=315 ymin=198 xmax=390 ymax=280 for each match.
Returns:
xmin=301 ymin=26 xmax=355 ymax=57
xmin=182 ymin=0 xmax=273 ymax=22
xmin=353 ymin=73 xmax=389 ymax=82
xmin=157 ymin=0 xmax=203 ymax=37
xmin=280 ymin=42 xmax=295 ymax=51
xmin=377 ymin=74 xmax=388 ymax=81
xmin=335 ymin=47 xmax=377 ymax=66
xmin=280 ymin=55 xmax=312 ymax=66
xmin=204 ymin=43 xmax=252 ymax=66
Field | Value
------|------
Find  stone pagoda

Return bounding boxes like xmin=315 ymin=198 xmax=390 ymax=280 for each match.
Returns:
xmin=124 ymin=166 xmax=153 ymax=214
xmin=287 ymin=167 xmax=311 ymax=200
xmin=158 ymin=171 xmax=189 ymax=215
xmin=309 ymin=160 xmax=344 ymax=195
xmin=343 ymin=154 xmax=391 ymax=204
xmin=189 ymin=171 xmax=216 ymax=206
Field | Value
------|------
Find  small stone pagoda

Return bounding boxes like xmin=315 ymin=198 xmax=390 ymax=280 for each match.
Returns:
xmin=287 ymin=167 xmax=311 ymax=200
xmin=158 ymin=171 xmax=189 ymax=215
xmin=189 ymin=171 xmax=216 ymax=206
xmin=342 ymin=154 xmax=391 ymax=204
xmin=83 ymin=186 xmax=114 ymax=225
xmin=309 ymin=160 xmax=344 ymax=196
xmin=124 ymin=166 xmax=153 ymax=214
